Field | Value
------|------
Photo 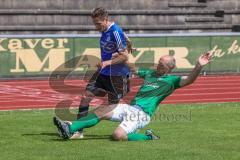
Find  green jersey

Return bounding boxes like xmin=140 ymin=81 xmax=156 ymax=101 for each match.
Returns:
xmin=130 ymin=68 xmax=181 ymax=117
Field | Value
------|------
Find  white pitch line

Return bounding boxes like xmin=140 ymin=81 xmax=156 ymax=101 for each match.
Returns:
xmin=1 ymin=81 xmax=240 ymax=87
xmin=0 ymin=105 xmax=82 ymax=112
xmin=1 ymin=91 xmax=238 ymax=103
xmin=0 ymin=99 xmax=81 ymax=103
xmin=0 ymin=98 xmax=239 ymax=112
xmin=170 ymin=91 xmax=240 ymax=96
xmin=0 ymin=77 xmax=240 ymax=84
xmin=0 ymin=108 xmax=54 ymax=112
xmin=0 ymin=90 xmax=239 ymax=99
xmin=196 ymin=79 xmax=240 ymax=81
xmin=130 ymin=86 xmax=240 ymax=92
xmin=190 ymin=83 xmax=240 ymax=86
xmin=0 ymin=83 xmax=239 ymax=91
xmin=0 ymin=84 xmax=87 ymax=87
xmin=177 ymin=87 xmax=240 ymax=91
xmin=166 ymin=97 xmax=240 ymax=102
xmin=0 ymin=80 xmax=85 ymax=84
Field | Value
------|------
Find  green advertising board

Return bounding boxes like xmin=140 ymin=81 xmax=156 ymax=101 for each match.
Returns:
xmin=0 ymin=34 xmax=240 ymax=78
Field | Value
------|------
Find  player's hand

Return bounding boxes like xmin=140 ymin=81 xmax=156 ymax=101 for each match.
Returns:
xmin=112 ymin=52 xmax=119 ymax=59
xmin=126 ymin=40 xmax=137 ymax=54
xmin=96 ymin=62 xmax=102 ymax=70
xmin=102 ymin=60 xmax=111 ymax=68
xmin=198 ymin=52 xmax=212 ymax=66
xmin=97 ymin=60 xmax=111 ymax=69
xmin=124 ymin=33 xmax=137 ymax=54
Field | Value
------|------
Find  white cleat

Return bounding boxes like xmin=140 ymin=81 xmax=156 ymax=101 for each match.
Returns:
xmin=64 ymin=121 xmax=84 ymax=139
xmin=69 ymin=131 xmax=84 ymax=139
xmin=65 ymin=121 xmax=84 ymax=139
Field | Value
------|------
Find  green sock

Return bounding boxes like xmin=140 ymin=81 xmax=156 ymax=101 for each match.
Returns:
xmin=127 ymin=133 xmax=152 ymax=141
xmin=69 ymin=113 xmax=100 ymax=133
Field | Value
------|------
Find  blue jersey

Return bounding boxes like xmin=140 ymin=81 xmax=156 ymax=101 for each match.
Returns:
xmin=99 ymin=23 xmax=130 ymax=76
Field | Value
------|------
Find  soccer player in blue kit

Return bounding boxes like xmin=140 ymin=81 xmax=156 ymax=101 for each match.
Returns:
xmin=72 ymin=7 xmax=131 ymax=139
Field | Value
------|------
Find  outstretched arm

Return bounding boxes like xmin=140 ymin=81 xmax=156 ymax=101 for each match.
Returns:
xmin=180 ymin=53 xmax=212 ymax=87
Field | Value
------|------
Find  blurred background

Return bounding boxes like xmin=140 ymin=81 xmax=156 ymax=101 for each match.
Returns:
xmin=0 ymin=0 xmax=239 ymax=34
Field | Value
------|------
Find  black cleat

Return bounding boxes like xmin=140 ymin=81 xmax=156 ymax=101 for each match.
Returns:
xmin=53 ymin=116 xmax=72 ymax=139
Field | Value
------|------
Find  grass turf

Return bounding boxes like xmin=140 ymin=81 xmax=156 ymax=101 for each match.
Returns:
xmin=0 ymin=102 xmax=240 ymax=160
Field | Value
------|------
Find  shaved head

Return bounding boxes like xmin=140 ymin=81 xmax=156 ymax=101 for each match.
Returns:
xmin=157 ymin=55 xmax=176 ymax=76
xmin=159 ymin=55 xmax=176 ymax=69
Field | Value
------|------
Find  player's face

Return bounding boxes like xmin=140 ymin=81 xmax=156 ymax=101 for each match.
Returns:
xmin=92 ymin=17 xmax=108 ymax=32
xmin=157 ymin=59 xmax=173 ymax=76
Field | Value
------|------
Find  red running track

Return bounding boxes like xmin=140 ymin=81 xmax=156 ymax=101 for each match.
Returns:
xmin=0 ymin=75 xmax=240 ymax=110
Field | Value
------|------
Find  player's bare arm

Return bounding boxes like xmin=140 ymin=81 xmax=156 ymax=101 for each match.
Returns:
xmin=100 ymin=50 xmax=128 ymax=68
xmin=180 ymin=52 xmax=212 ymax=87
xmin=101 ymin=33 xmax=136 ymax=69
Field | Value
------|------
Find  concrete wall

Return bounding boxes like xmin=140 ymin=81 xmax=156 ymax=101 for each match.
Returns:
xmin=0 ymin=0 xmax=239 ymax=34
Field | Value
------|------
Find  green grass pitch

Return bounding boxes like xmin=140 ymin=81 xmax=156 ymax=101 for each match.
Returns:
xmin=0 ymin=102 xmax=240 ymax=160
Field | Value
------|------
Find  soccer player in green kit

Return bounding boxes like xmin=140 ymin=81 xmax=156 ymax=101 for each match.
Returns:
xmin=53 ymin=52 xmax=212 ymax=141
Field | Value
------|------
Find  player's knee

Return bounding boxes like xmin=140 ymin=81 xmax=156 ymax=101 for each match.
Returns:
xmin=112 ymin=130 xmax=127 ymax=141
xmin=112 ymin=132 xmax=124 ymax=141
xmin=82 ymin=91 xmax=94 ymax=101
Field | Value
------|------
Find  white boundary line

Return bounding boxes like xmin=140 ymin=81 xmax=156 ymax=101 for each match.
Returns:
xmin=1 ymin=78 xmax=240 ymax=84
xmin=0 ymin=32 xmax=240 ymax=38
xmin=0 ymin=100 xmax=239 ymax=112
xmin=166 ymin=98 xmax=240 ymax=102
xmin=0 ymin=91 xmax=239 ymax=102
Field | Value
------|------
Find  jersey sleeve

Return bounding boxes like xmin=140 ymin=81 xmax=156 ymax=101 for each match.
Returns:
xmin=112 ymin=30 xmax=127 ymax=52
xmin=170 ymin=75 xmax=181 ymax=89
xmin=137 ymin=68 xmax=154 ymax=78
